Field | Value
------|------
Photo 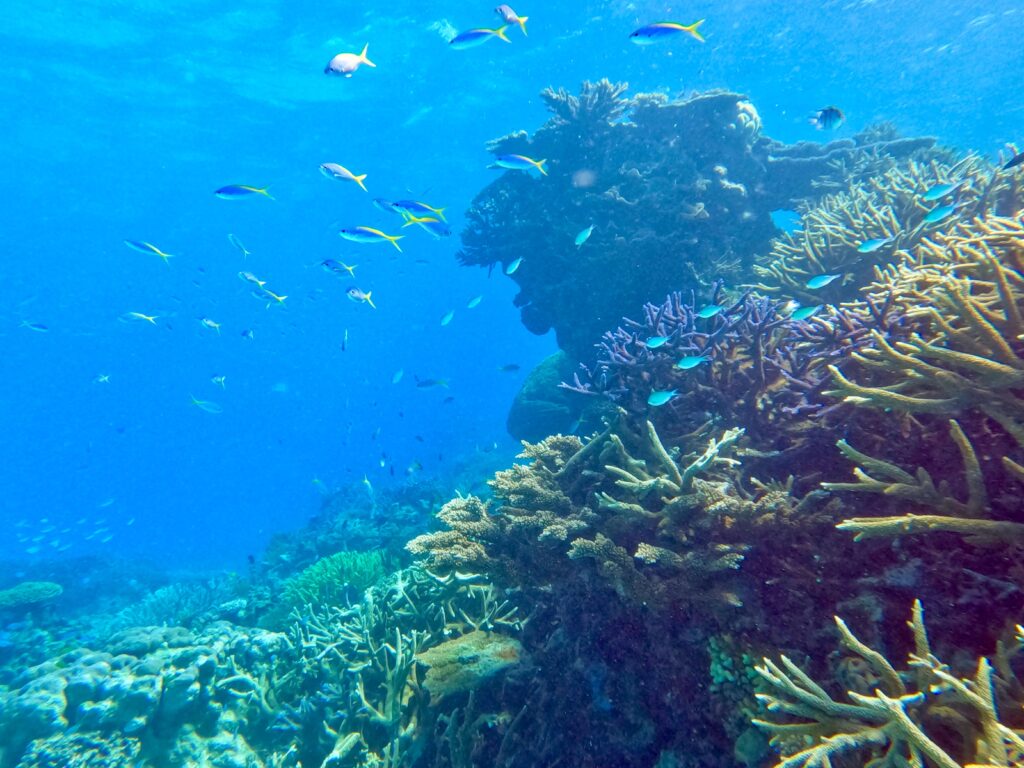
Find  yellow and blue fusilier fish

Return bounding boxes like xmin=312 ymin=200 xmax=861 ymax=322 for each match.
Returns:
xmin=320 ymin=163 xmax=368 ymax=191
xmin=393 ymin=200 xmax=447 ymax=221
xmin=491 ymin=154 xmax=548 ymax=175
xmin=124 ymin=240 xmax=174 ymax=263
xmin=401 ymin=215 xmax=452 ymax=239
xmin=324 ymin=43 xmax=375 ymax=77
xmin=339 ymin=226 xmax=404 ymax=252
xmin=449 ymin=26 xmax=511 ymax=50
xmin=215 ymin=185 xmax=273 ymax=200
xmin=629 ymin=20 xmax=705 ymax=44
xmin=495 ymin=5 xmax=528 ymax=35
xmin=346 ymin=287 xmax=376 ymax=309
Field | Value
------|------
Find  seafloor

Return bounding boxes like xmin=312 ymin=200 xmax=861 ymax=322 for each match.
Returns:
xmin=2 ymin=82 xmax=1023 ymax=768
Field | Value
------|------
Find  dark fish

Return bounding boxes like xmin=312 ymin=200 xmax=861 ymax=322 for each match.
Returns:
xmin=498 ymin=364 xmax=521 ymax=372
xmin=810 ymin=106 xmax=844 ymax=131
xmin=415 ymin=435 xmax=425 ymax=442
xmin=443 ymin=396 xmax=455 ymax=404
xmin=1004 ymin=150 xmax=1024 ymax=171
xmin=415 ymin=378 xmax=449 ymax=389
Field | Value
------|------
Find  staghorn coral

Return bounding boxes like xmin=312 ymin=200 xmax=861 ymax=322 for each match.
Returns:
xmin=268 ymin=549 xmax=390 ymax=628
xmin=750 ymin=154 xmax=1013 ymax=306
xmin=276 ymin=567 xmax=523 ymax=768
xmin=560 ymin=287 xmax=887 ymax=484
xmin=820 ymin=213 xmax=1024 ymax=542
xmin=753 ymin=601 xmax=1024 ymax=768
xmin=409 ymin=414 xmax=828 ymax=611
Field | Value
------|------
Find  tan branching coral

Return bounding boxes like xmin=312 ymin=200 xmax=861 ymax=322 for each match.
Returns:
xmin=753 ymin=600 xmax=1024 ymax=768
xmin=820 ymin=213 xmax=1024 ymax=541
xmin=752 ymin=155 xmax=1014 ymax=306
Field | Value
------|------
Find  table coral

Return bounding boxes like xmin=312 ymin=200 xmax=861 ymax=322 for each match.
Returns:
xmin=0 ymin=581 xmax=63 ymax=611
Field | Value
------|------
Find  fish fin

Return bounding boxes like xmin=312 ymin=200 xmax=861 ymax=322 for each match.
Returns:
xmin=355 ymin=174 xmax=368 ymax=192
xmin=435 ymin=207 xmax=447 ymax=221
xmin=536 ymin=158 xmax=548 ymax=176
xmin=360 ymin=43 xmax=376 ymax=67
xmin=518 ymin=16 xmax=528 ymax=35
xmin=390 ymin=236 xmax=404 ymax=252
xmin=686 ymin=19 xmax=705 ymax=42
xmin=495 ymin=25 xmax=511 ymax=42
xmin=365 ymin=292 xmax=376 ymax=309
xmin=259 ymin=187 xmax=275 ymax=200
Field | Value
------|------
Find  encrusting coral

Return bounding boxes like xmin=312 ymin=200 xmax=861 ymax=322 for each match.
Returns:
xmin=753 ymin=600 xmax=1024 ymax=768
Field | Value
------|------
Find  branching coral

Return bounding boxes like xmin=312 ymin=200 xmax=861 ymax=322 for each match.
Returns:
xmin=409 ymin=414 xmax=823 ymax=610
xmin=819 ymin=213 xmax=1024 ymax=541
xmin=277 ymin=567 xmax=523 ymax=768
xmin=751 ymin=154 xmax=1008 ymax=305
xmin=753 ymin=600 xmax=1024 ymax=768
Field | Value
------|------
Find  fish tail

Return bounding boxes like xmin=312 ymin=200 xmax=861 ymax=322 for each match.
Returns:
xmin=355 ymin=174 xmax=368 ymax=192
xmin=495 ymin=25 xmax=511 ymax=42
xmin=535 ymin=158 xmax=548 ymax=176
xmin=389 ymin=235 xmax=404 ymax=252
xmin=360 ymin=43 xmax=376 ymax=67
xmin=686 ymin=19 xmax=705 ymax=42
xmin=259 ymin=187 xmax=275 ymax=200
xmin=365 ymin=291 xmax=376 ymax=310
xmin=435 ymin=207 xmax=447 ymax=221
xmin=518 ymin=16 xmax=528 ymax=35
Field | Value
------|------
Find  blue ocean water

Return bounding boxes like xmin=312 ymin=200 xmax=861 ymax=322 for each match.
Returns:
xmin=1 ymin=0 xmax=1020 ymax=572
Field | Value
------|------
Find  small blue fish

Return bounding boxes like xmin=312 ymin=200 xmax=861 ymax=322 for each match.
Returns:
xmin=675 ymin=355 xmax=709 ymax=370
xmin=506 ymin=257 xmax=523 ymax=274
xmin=321 ymin=259 xmax=357 ymax=277
xmin=856 ymin=237 xmax=893 ymax=254
xmin=790 ymin=304 xmax=823 ymax=321
xmin=696 ymin=304 xmax=724 ymax=319
xmin=449 ymin=26 xmax=511 ymax=50
xmin=806 ymin=273 xmax=842 ymax=290
xmin=214 ymin=185 xmax=273 ymax=200
xmin=392 ymin=369 xmax=404 ymax=384
xmin=922 ymin=182 xmax=962 ymax=202
xmin=19 ymin=320 xmax=49 ymax=332
xmin=922 ymin=204 xmax=956 ymax=225
xmin=575 ymin=225 xmax=594 ymax=247
xmin=339 ymin=226 xmax=404 ymax=251
xmin=440 ymin=310 xmax=454 ymax=326
xmin=492 ymin=154 xmax=548 ymax=175
xmin=645 ymin=335 xmax=670 ymax=348
xmin=629 ymin=20 xmax=705 ymax=44
xmin=467 ymin=295 xmax=483 ymax=309
xmin=647 ymin=389 xmax=678 ymax=407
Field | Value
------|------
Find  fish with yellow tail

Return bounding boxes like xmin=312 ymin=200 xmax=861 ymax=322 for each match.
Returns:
xmin=449 ymin=26 xmax=511 ymax=50
xmin=629 ymin=20 xmax=705 ymax=44
xmin=491 ymin=154 xmax=548 ymax=175
xmin=320 ymin=163 xmax=368 ymax=191
xmin=324 ymin=43 xmax=375 ymax=77
xmin=346 ymin=287 xmax=376 ymax=309
xmin=495 ymin=5 xmax=528 ymax=35
xmin=339 ymin=226 xmax=404 ymax=251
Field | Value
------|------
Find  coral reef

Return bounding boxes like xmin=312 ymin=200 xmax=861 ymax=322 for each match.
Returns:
xmin=0 ymin=621 xmax=292 ymax=768
xmin=271 ymin=548 xmax=390 ymax=625
xmin=274 ymin=567 xmax=523 ymax=768
xmin=460 ymin=82 xmax=934 ymax=362
xmin=754 ymin=600 xmax=1024 ymax=768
